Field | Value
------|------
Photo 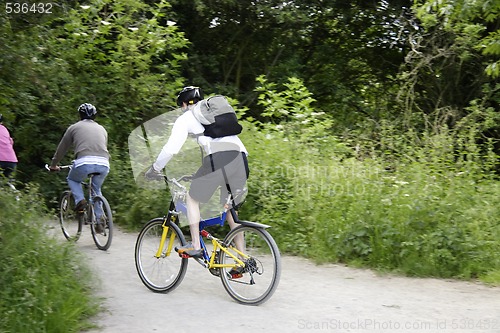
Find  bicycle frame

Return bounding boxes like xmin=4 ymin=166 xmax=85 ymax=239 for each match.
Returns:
xmin=83 ymin=175 xmax=96 ymax=220
xmin=159 ymin=176 xmax=248 ymax=270
xmin=202 ymin=231 xmax=247 ymax=270
xmin=46 ymin=164 xmax=98 ymax=211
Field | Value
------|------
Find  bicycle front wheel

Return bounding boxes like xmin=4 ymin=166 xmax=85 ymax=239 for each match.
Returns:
xmin=135 ymin=218 xmax=188 ymax=293
xmin=90 ymin=195 xmax=113 ymax=250
xmin=59 ymin=191 xmax=82 ymax=241
xmin=219 ymin=225 xmax=281 ymax=305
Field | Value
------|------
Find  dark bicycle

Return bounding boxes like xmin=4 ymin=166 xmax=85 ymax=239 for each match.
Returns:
xmin=46 ymin=164 xmax=113 ymax=250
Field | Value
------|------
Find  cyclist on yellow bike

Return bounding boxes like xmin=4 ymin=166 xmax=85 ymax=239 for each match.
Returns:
xmin=145 ymin=86 xmax=249 ymax=258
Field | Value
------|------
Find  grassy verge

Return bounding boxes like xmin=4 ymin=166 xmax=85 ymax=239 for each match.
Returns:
xmin=0 ymin=185 xmax=100 ymax=333
xmin=239 ymin=125 xmax=500 ymax=284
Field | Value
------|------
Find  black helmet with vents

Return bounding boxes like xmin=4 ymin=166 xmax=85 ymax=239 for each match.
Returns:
xmin=176 ymin=86 xmax=203 ymax=106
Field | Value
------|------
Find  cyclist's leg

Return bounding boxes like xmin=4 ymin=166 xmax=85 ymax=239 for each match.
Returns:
xmin=226 ymin=212 xmax=245 ymax=253
xmin=187 ymin=156 xmax=222 ymax=251
xmin=185 ymin=193 xmax=201 ymax=250
xmin=224 ymin=152 xmax=249 ymax=205
xmin=222 ymin=152 xmax=249 ymax=252
xmin=88 ymin=164 xmax=109 ymax=218
xmin=67 ymin=164 xmax=89 ymax=205
xmin=89 ymin=164 xmax=109 ymax=196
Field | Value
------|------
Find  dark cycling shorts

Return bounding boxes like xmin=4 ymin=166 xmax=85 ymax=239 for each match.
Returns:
xmin=189 ymin=151 xmax=249 ymax=204
xmin=0 ymin=161 xmax=17 ymax=179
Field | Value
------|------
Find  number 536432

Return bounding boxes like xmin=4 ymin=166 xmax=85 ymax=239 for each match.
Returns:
xmin=5 ymin=3 xmax=53 ymax=14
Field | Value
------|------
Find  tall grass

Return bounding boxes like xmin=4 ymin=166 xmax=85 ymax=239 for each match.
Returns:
xmin=239 ymin=122 xmax=500 ymax=283
xmin=0 ymin=185 xmax=100 ymax=333
xmin=233 ymin=77 xmax=500 ymax=283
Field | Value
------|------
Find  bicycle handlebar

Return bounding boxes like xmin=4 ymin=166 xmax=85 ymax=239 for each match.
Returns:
xmin=176 ymin=175 xmax=193 ymax=183
xmin=45 ymin=164 xmax=72 ymax=172
xmin=167 ymin=175 xmax=191 ymax=190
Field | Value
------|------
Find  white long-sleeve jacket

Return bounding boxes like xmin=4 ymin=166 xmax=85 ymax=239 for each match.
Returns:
xmin=153 ymin=108 xmax=247 ymax=171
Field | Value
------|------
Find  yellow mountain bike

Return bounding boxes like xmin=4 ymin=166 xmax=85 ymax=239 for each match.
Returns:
xmin=134 ymin=175 xmax=281 ymax=305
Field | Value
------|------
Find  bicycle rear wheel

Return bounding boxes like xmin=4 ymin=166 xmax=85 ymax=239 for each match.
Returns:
xmin=135 ymin=218 xmax=188 ymax=293
xmin=90 ymin=195 xmax=113 ymax=250
xmin=219 ymin=225 xmax=281 ymax=305
xmin=59 ymin=191 xmax=82 ymax=241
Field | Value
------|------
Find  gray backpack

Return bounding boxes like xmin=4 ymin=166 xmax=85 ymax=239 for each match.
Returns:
xmin=192 ymin=95 xmax=243 ymax=138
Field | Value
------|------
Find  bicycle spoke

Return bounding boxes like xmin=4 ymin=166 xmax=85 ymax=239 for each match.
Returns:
xmin=90 ymin=195 xmax=113 ymax=250
xmin=135 ymin=218 xmax=188 ymax=293
xmin=59 ymin=191 xmax=82 ymax=241
xmin=219 ymin=226 xmax=281 ymax=305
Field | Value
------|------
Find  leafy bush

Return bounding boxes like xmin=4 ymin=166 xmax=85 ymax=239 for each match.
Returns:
xmin=0 ymin=186 xmax=99 ymax=333
xmin=241 ymin=126 xmax=500 ymax=282
xmin=238 ymin=77 xmax=500 ymax=283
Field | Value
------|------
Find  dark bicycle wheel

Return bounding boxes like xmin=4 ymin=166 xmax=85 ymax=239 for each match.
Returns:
xmin=135 ymin=217 xmax=188 ymax=293
xmin=59 ymin=191 xmax=83 ymax=241
xmin=90 ymin=195 xmax=113 ymax=250
xmin=219 ymin=225 xmax=281 ymax=305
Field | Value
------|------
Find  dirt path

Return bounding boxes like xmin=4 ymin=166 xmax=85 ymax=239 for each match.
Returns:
xmin=62 ymin=224 xmax=500 ymax=333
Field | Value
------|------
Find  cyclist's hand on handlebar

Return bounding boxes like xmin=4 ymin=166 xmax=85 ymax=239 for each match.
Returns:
xmin=49 ymin=165 xmax=60 ymax=172
xmin=144 ymin=165 xmax=164 ymax=181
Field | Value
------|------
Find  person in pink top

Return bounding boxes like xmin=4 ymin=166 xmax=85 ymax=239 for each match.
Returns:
xmin=0 ymin=114 xmax=18 ymax=180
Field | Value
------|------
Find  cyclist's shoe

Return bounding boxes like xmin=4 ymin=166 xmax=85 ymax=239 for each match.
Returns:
xmin=94 ymin=219 xmax=104 ymax=233
xmin=75 ymin=199 xmax=87 ymax=213
xmin=228 ymin=266 xmax=244 ymax=279
xmin=175 ymin=242 xmax=203 ymax=258
xmin=229 ymin=258 xmax=258 ymax=279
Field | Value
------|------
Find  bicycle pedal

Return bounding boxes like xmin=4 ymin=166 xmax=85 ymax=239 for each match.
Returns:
xmin=231 ymin=273 xmax=243 ymax=279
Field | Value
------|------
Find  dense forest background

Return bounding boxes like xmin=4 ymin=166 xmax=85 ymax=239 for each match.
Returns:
xmin=1 ymin=0 xmax=499 ymax=281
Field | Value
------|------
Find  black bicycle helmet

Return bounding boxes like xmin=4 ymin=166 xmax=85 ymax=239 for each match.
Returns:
xmin=176 ymin=86 xmax=203 ymax=106
xmin=78 ymin=103 xmax=97 ymax=119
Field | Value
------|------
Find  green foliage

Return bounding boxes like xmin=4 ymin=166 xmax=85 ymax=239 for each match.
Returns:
xmin=414 ymin=0 xmax=500 ymax=78
xmin=0 ymin=186 xmax=99 ymax=333
xmin=256 ymin=76 xmax=316 ymax=121
xmin=116 ymin=186 xmax=169 ymax=230
xmin=254 ymin=75 xmax=337 ymax=147
xmin=172 ymin=0 xmax=410 ymax=126
xmin=0 ymin=0 xmax=188 ymax=187
xmin=243 ymin=122 xmax=499 ymax=281
xmin=239 ymin=76 xmax=500 ymax=283
xmin=51 ymin=0 xmax=187 ymax=146
xmin=239 ymin=78 xmax=352 ymax=254
xmin=320 ymin=165 xmax=499 ymax=278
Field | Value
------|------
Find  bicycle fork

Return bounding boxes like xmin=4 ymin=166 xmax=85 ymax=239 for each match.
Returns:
xmin=155 ymin=216 xmax=177 ymax=258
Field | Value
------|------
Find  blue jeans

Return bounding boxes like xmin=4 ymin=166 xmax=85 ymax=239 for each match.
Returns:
xmin=67 ymin=163 xmax=109 ymax=218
